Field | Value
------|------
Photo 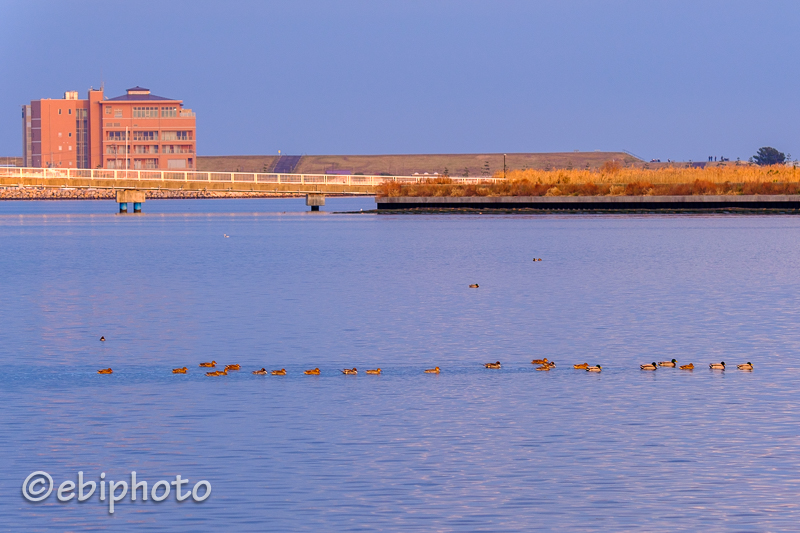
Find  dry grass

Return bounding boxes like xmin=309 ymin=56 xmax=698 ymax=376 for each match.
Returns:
xmin=377 ymin=164 xmax=800 ymax=197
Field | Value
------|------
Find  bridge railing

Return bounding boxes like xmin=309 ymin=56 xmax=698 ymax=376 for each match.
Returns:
xmin=0 ymin=166 xmax=503 ymax=186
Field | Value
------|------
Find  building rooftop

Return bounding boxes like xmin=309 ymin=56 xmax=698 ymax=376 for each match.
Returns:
xmin=106 ymin=86 xmax=177 ymax=101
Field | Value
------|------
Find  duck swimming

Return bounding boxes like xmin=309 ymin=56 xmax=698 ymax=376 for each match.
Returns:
xmin=224 ymin=364 xmax=240 ymax=371
xmin=640 ymin=362 xmax=658 ymax=371
xmin=199 ymin=361 xmax=216 ymax=368
xmin=100 ymin=336 xmax=105 ymax=341
xmin=679 ymin=363 xmax=694 ymax=370
xmin=366 ymin=368 xmax=381 ymax=375
xmin=341 ymin=368 xmax=357 ymax=375
xmin=271 ymin=369 xmax=287 ymax=376
xmin=97 ymin=368 xmax=113 ymax=374
xmin=709 ymin=362 xmax=726 ymax=370
xmin=252 ymin=368 xmax=267 ymax=375
xmin=658 ymin=359 xmax=677 ymax=367
xmin=531 ymin=358 xmax=548 ymax=365
xmin=573 ymin=363 xmax=589 ymax=370
xmin=425 ymin=367 xmax=440 ymax=374
xmin=172 ymin=367 xmax=187 ymax=374
xmin=206 ymin=369 xmax=228 ymax=376
xmin=737 ymin=362 xmax=753 ymax=371
xmin=469 ymin=284 xmax=479 ymax=288
xmin=484 ymin=361 xmax=501 ymax=369
xmin=586 ymin=365 xmax=602 ymax=372
xmin=304 ymin=368 xmax=321 ymax=375
xmin=535 ymin=365 xmax=550 ymax=371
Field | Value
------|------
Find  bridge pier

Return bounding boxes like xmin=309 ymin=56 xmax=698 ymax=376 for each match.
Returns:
xmin=116 ymin=190 xmax=146 ymax=214
xmin=306 ymin=193 xmax=325 ymax=212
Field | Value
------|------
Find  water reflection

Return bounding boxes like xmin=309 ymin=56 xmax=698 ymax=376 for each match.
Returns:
xmin=1 ymin=204 xmax=799 ymax=530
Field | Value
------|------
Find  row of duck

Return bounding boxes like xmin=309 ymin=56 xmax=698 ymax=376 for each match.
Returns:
xmin=96 ymin=358 xmax=753 ymax=375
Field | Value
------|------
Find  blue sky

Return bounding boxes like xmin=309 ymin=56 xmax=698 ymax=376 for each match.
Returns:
xmin=1 ymin=0 xmax=797 ymax=161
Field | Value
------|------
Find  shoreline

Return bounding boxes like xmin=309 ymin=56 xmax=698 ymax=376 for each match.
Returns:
xmin=377 ymin=195 xmax=800 ymax=212
xmin=0 ymin=187 xmax=342 ymax=201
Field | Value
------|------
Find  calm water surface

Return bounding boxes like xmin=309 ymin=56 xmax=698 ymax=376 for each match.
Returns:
xmin=1 ymin=198 xmax=799 ymax=531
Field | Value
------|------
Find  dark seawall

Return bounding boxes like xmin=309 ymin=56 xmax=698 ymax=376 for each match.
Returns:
xmin=376 ymin=195 xmax=800 ymax=212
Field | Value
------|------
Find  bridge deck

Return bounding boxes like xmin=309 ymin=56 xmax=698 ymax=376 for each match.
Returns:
xmin=0 ymin=167 xmax=500 ymax=195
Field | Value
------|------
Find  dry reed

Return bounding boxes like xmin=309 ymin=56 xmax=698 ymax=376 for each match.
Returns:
xmin=377 ymin=164 xmax=800 ymax=197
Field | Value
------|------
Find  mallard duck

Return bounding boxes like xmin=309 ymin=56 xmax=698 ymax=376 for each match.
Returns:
xmin=546 ymin=361 xmax=556 ymax=367
xmin=737 ymin=362 xmax=753 ymax=371
xmin=484 ymin=361 xmax=501 ymax=369
xmin=573 ymin=363 xmax=589 ymax=369
xmin=640 ymin=362 xmax=658 ymax=370
xmin=100 ymin=336 xmax=105 ymax=341
xmin=709 ymin=362 xmax=725 ymax=370
xmin=366 ymin=368 xmax=381 ymax=375
xmin=679 ymin=363 xmax=694 ymax=370
xmin=658 ymin=359 xmax=677 ymax=367
xmin=537 ymin=258 xmax=542 ymax=261
xmin=252 ymin=368 xmax=267 ymax=375
xmin=199 ymin=361 xmax=216 ymax=368
xmin=586 ymin=365 xmax=602 ymax=372
xmin=341 ymin=368 xmax=357 ymax=375
xmin=425 ymin=366 xmax=440 ymax=373
xmin=97 ymin=368 xmax=113 ymax=374
xmin=206 ymin=369 xmax=228 ymax=376
xmin=469 ymin=284 xmax=479 ymax=288
xmin=304 ymin=368 xmax=321 ymax=375
xmin=535 ymin=365 xmax=550 ymax=371
xmin=172 ymin=367 xmax=187 ymax=374
xmin=224 ymin=364 xmax=240 ymax=371
xmin=271 ymin=369 xmax=287 ymax=375
xmin=531 ymin=358 xmax=548 ymax=365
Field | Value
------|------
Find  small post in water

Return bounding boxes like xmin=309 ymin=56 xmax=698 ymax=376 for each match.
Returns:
xmin=116 ymin=190 xmax=146 ymax=214
xmin=306 ymin=193 xmax=325 ymax=212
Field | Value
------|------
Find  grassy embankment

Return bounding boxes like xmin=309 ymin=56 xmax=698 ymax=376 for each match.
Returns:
xmin=198 ymin=152 xmax=637 ymax=176
xmin=378 ymin=163 xmax=800 ymax=197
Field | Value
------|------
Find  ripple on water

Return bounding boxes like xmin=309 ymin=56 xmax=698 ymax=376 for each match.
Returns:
xmin=1 ymin=205 xmax=800 ymax=531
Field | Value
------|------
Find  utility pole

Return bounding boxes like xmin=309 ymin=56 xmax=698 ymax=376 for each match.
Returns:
xmin=503 ymin=154 xmax=507 ymax=179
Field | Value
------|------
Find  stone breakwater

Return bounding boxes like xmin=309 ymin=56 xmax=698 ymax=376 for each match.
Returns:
xmin=0 ymin=187 xmax=303 ymax=200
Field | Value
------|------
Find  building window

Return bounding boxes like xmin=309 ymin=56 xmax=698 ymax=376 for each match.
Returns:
xmin=161 ymin=107 xmax=177 ymax=118
xmin=68 ymin=132 xmax=72 ymax=137
xmin=105 ymin=106 xmax=111 ymax=115
xmin=133 ymin=106 xmax=159 ymax=118
xmin=162 ymin=131 xmax=192 ymax=141
xmin=58 ymin=109 xmax=62 ymax=115
xmin=168 ymin=159 xmax=187 ymax=169
xmin=132 ymin=131 xmax=158 ymax=141
xmin=68 ymin=109 xmax=72 ymax=115
xmin=114 ymin=109 xmax=122 ymax=118
xmin=133 ymin=145 xmax=159 ymax=154
xmin=106 ymin=131 xmax=128 ymax=141
xmin=133 ymin=158 xmax=159 ymax=170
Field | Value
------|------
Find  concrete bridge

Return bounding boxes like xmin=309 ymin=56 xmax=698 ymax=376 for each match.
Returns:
xmin=0 ymin=166 xmax=501 ymax=211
